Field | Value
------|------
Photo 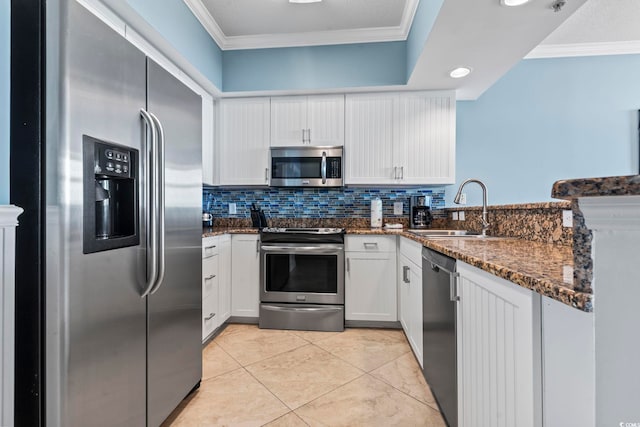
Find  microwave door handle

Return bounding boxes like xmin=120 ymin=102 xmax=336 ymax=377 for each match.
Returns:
xmin=321 ymin=151 xmax=327 ymax=184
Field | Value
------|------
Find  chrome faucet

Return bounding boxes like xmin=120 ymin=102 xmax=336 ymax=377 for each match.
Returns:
xmin=454 ymin=179 xmax=490 ymax=236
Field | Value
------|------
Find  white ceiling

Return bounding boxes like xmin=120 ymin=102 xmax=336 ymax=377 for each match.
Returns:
xmin=184 ymin=0 xmax=640 ymax=99
xmin=186 ymin=0 xmax=420 ymax=50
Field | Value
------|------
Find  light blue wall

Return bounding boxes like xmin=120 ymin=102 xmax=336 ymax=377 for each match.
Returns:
xmin=0 ymin=1 xmax=9 ymax=205
xmin=222 ymin=42 xmax=407 ymax=92
xmin=453 ymin=54 xmax=640 ymax=207
xmin=127 ymin=0 xmax=223 ymax=88
xmin=406 ymin=0 xmax=444 ymax=81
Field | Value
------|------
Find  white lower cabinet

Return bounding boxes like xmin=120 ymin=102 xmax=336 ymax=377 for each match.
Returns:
xmin=344 ymin=235 xmax=397 ymax=322
xmin=231 ymin=234 xmax=260 ymax=318
xmin=398 ymin=237 xmax=423 ymax=367
xmin=202 ymin=236 xmax=220 ymax=341
xmin=217 ymin=234 xmax=232 ymax=323
xmin=457 ymin=261 xmax=540 ymax=427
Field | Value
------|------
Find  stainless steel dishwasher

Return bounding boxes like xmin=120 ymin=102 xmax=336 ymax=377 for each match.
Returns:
xmin=422 ymin=247 xmax=459 ymax=427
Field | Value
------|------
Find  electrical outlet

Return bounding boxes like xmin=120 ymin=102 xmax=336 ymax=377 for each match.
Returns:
xmin=394 ymin=202 xmax=403 ymax=215
xmin=563 ymin=265 xmax=573 ymax=284
xmin=458 ymin=193 xmax=467 ymax=204
xmin=229 ymin=203 xmax=237 ymax=215
xmin=562 ymin=210 xmax=573 ymax=227
xmin=459 ymin=211 xmax=466 ymax=221
xmin=452 ymin=211 xmax=459 ymax=221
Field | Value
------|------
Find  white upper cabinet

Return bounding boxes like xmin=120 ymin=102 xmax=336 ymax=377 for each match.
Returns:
xmin=345 ymin=94 xmax=397 ymax=185
xmin=271 ymin=95 xmax=344 ymax=147
xmin=397 ymin=92 xmax=455 ymax=185
xmin=345 ymin=91 xmax=455 ymax=185
xmin=219 ymin=98 xmax=271 ymax=186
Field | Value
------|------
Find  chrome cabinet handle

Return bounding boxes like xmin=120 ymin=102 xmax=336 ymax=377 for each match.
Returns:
xmin=265 ymin=168 xmax=269 ymax=183
xmin=346 ymin=258 xmax=350 ymax=273
xmin=140 ymin=109 xmax=158 ymax=298
xmin=256 ymin=239 xmax=260 ymax=253
xmin=205 ymin=274 xmax=216 ymax=281
xmin=204 ymin=312 xmax=216 ymax=321
xmin=321 ymin=151 xmax=327 ymax=184
xmin=307 ymin=128 xmax=311 ymax=144
xmin=204 ymin=245 xmax=216 ymax=250
xmin=403 ymin=265 xmax=410 ymax=283
xmin=363 ymin=242 xmax=379 ymax=249
xmin=393 ymin=166 xmax=398 ymax=180
xmin=149 ymin=112 xmax=166 ymax=296
xmin=450 ymin=272 xmax=460 ymax=302
xmin=302 ymin=129 xmax=306 ymax=143
xmin=400 ymin=166 xmax=404 ymax=180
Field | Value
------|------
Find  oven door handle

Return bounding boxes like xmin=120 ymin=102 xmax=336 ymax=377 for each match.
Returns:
xmin=261 ymin=304 xmax=343 ymax=313
xmin=261 ymin=245 xmax=344 ymax=254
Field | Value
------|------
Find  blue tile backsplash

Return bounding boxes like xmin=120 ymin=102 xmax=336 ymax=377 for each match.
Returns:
xmin=203 ymin=187 xmax=446 ymax=219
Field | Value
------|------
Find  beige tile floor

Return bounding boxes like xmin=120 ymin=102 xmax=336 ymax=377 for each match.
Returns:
xmin=163 ymin=324 xmax=446 ymax=427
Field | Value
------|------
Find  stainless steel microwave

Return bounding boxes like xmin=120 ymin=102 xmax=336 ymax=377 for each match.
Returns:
xmin=269 ymin=146 xmax=344 ymax=187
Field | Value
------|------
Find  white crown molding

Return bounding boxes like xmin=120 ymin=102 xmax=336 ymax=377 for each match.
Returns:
xmin=0 ymin=206 xmax=24 ymax=228
xmin=183 ymin=0 xmax=226 ymax=48
xmin=184 ymin=0 xmax=419 ymax=51
xmin=526 ymin=40 xmax=640 ymax=59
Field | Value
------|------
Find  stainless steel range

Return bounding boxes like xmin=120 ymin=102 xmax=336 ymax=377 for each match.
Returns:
xmin=259 ymin=227 xmax=345 ymax=332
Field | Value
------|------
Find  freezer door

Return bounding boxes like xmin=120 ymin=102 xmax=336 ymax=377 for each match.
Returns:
xmin=46 ymin=2 xmax=148 ymax=426
xmin=146 ymin=59 xmax=203 ymax=427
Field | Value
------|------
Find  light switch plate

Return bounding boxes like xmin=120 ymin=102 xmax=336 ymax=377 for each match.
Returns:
xmin=229 ymin=202 xmax=237 ymax=215
xmin=563 ymin=265 xmax=573 ymax=284
xmin=459 ymin=211 xmax=466 ymax=221
xmin=394 ymin=202 xmax=403 ymax=215
xmin=452 ymin=211 xmax=459 ymax=221
xmin=562 ymin=210 xmax=573 ymax=227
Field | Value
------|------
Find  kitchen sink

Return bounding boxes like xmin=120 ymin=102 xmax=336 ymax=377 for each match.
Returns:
xmin=408 ymin=229 xmax=478 ymax=236
xmin=408 ymin=229 xmax=509 ymax=240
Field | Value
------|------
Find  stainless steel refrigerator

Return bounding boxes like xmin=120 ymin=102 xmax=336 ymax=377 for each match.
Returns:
xmin=43 ymin=1 xmax=202 ymax=426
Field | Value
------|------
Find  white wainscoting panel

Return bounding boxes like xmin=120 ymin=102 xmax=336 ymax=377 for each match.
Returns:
xmin=0 ymin=205 xmax=23 ymax=427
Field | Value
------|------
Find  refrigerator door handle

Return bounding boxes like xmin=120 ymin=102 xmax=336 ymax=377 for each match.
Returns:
xmin=148 ymin=112 xmax=166 ymax=295
xmin=140 ymin=109 xmax=158 ymax=297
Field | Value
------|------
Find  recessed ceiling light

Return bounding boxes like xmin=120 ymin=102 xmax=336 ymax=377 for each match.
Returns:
xmin=449 ymin=67 xmax=472 ymax=79
xmin=289 ymin=0 xmax=322 ymax=3
xmin=500 ymin=0 xmax=531 ymax=6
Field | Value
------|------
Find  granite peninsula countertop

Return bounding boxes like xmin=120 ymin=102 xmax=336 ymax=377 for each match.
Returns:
xmin=202 ymin=226 xmax=590 ymax=312
xmin=552 ymin=174 xmax=640 ymax=199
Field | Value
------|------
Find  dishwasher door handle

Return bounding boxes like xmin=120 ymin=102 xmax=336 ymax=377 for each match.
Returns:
xmin=450 ymin=272 xmax=460 ymax=302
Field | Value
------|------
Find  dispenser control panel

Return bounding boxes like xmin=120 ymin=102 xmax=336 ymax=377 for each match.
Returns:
xmin=94 ymin=142 xmax=133 ymax=178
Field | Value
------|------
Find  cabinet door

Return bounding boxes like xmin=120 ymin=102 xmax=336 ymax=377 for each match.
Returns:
xmin=231 ymin=234 xmax=260 ymax=318
xmin=345 ymin=94 xmax=396 ymax=184
xmin=218 ymin=235 xmax=232 ymax=323
xmin=396 ymin=92 xmax=455 ymax=185
xmin=345 ymin=251 xmax=397 ymax=321
xmin=407 ymin=263 xmax=423 ymax=366
xmin=398 ymin=254 xmax=411 ymax=332
xmin=270 ymin=96 xmax=307 ymax=146
xmin=219 ymin=98 xmax=270 ymax=185
xmin=202 ymin=95 xmax=216 ymax=185
xmin=307 ymin=94 xmax=344 ymax=146
xmin=457 ymin=262 xmax=537 ymax=427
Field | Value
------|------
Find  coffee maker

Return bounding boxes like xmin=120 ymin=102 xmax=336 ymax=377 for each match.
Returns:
xmin=410 ymin=195 xmax=433 ymax=229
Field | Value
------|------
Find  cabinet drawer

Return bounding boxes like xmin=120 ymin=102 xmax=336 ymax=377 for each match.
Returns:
xmin=202 ymin=236 xmax=219 ymax=259
xmin=345 ymin=235 xmax=395 ymax=252
xmin=202 ymin=294 xmax=217 ymax=339
xmin=203 ymin=254 xmax=219 ymax=299
xmin=399 ymin=236 xmax=423 ymax=267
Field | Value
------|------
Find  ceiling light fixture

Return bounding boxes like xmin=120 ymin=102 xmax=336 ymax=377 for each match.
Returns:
xmin=500 ymin=0 xmax=531 ymax=6
xmin=449 ymin=67 xmax=472 ymax=79
xmin=289 ymin=0 xmax=322 ymax=3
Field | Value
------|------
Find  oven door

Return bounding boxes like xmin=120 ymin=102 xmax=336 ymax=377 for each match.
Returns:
xmin=260 ymin=243 xmax=345 ymax=305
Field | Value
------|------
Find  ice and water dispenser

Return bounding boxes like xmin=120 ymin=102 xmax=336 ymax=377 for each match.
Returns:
xmin=83 ymin=135 xmax=139 ymax=254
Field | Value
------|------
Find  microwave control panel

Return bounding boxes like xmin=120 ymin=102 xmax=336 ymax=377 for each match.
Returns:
xmin=326 ymin=157 xmax=342 ymax=178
